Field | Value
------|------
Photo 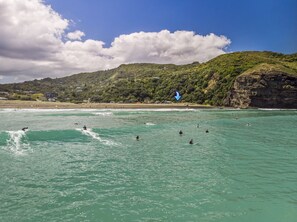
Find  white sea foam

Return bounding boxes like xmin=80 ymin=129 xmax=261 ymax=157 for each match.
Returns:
xmin=0 ymin=108 xmax=109 ymax=113
xmin=145 ymin=122 xmax=156 ymax=126
xmin=76 ymin=128 xmax=118 ymax=146
xmin=257 ymin=108 xmax=296 ymax=111
xmin=0 ymin=108 xmax=200 ymax=113
xmin=116 ymin=108 xmax=197 ymax=112
xmin=6 ymin=130 xmax=31 ymax=155
xmin=90 ymin=108 xmax=197 ymax=112
xmin=93 ymin=112 xmax=113 ymax=116
xmin=0 ymin=108 xmax=78 ymax=113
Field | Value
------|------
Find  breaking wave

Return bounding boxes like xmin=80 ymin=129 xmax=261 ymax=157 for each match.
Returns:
xmin=76 ymin=128 xmax=118 ymax=146
xmin=145 ymin=122 xmax=156 ymax=126
xmin=93 ymin=112 xmax=113 ymax=116
xmin=6 ymin=130 xmax=31 ymax=155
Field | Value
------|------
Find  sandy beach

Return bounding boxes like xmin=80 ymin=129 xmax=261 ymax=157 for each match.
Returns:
xmin=0 ymin=100 xmax=212 ymax=109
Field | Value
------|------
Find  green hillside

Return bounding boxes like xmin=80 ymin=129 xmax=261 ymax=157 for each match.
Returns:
xmin=1 ymin=51 xmax=296 ymax=106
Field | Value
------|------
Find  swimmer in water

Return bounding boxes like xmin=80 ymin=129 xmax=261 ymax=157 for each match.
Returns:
xmin=21 ymin=127 xmax=28 ymax=131
xmin=83 ymin=125 xmax=87 ymax=130
xmin=189 ymin=139 xmax=193 ymax=144
xmin=206 ymin=129 xmax=209 ymax=133
xmin=136 ymin=135 xmax=139 ymax=141
xmin=179 ymin=130 xmax=183 ymax=136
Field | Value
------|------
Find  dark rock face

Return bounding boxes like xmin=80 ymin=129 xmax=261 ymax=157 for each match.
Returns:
xmin=226 ymin=72 xmax=297 ymax=108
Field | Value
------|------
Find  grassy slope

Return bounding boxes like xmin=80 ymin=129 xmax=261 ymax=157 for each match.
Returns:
xmin=1 ymin=51 xmax=296 ymax=105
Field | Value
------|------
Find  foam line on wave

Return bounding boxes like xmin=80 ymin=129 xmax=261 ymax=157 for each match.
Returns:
xmin=76 ymin=128 xmax=119 ymax=146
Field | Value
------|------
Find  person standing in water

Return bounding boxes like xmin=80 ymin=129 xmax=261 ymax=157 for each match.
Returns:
xmin=83 ymin=125 xmax=87 ymax=130
xmin=179 ymin=130 xmax=183 ymax=136
xmin=189 ymin=139 xmax=193 ymax=144
xmin=136 ymin=136 xmax=140 ymax=141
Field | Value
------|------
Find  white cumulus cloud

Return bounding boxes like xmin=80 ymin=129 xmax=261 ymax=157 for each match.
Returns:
xmin=67 ymin=30 xmax=85 ymax=40
xmin=108 ymin=30 xmax=231 ymax=65
xmin=0 ymin=0 xmax=231 ymax=83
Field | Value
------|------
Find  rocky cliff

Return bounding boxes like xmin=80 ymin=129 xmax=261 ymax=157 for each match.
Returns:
xmin=226 ymin=64 xmax=297 ymax=108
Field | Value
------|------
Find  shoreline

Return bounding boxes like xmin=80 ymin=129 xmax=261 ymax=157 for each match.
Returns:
xmin=0 ymin=100 xmax=213 ymax=109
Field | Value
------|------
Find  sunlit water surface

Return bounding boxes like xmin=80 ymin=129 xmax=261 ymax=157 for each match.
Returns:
xmin=0 ymin=109 xmax=296 ymax=222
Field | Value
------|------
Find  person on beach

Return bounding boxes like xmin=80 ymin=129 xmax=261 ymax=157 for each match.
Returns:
xmin=83 ymin=125 xmax=87 ymax=130
xmin=179 ymin=130 xmax=183 ymax=136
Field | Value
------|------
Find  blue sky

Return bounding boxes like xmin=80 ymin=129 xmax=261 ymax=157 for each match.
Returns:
xmin=45 ymin=0 xmax=297 ymax=53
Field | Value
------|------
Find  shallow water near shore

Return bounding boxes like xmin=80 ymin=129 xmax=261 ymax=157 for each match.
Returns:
xmin=0 ymin=109 xmax=297 ymax=222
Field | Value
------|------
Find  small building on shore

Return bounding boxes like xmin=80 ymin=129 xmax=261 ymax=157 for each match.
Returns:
xmin=44 ymin=92 xmax=58 ymax=101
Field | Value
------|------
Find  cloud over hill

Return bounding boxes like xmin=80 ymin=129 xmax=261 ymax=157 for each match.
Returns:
xmin=0 ymin=0 xmax=231 ymax=82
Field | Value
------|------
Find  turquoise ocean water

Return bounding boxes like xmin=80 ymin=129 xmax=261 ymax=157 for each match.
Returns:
xmin=0 ymin=108 xmax=296 ymax=222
